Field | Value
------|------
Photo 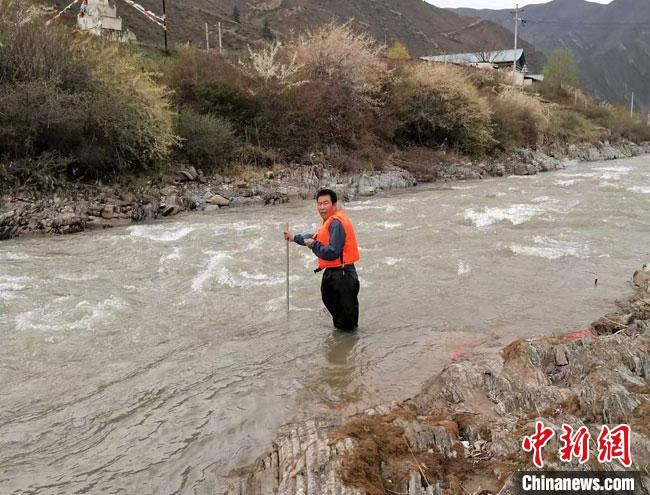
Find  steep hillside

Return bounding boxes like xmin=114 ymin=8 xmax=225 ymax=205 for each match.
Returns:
xmin=457 ymin=0 xmax=608 ymax=53
xmin=456 ymin=0 xmax=650 ymax=110
xmin=49 ymin=0 xmax=541 ymax=67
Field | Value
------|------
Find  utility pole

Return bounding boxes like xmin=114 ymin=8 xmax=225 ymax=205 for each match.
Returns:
xmin=205 ymin=22 xmax=210 ymax=51
xmin=630 ymin=91 xmax=635 ymax=118
xmin=511 ymin=4 xmax=523 ymax=86
xmin=162 ymin=0 xmax=168 ymax=53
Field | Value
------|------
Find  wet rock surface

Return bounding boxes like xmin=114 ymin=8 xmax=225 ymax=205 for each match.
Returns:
xmin=226 ymin=276 xmax=650 ymax=495
xmin=1 ymin=141 xmax=649 ymax=240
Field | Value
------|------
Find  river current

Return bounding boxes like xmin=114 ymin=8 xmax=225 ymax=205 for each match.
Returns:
xmin=1 ymin=156 xmax=648 ymax=494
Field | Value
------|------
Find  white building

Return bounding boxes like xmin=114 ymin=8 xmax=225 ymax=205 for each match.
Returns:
xmin=421 ymin=49 xmax=530 ymax=85
xmin=77 ymin=0 xmax=136 ymax=42
xmin=421 ymin=49 xmax=528 ymax=72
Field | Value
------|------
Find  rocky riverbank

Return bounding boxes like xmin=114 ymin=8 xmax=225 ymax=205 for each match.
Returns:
xmin=225 ymin=271 xmax=650 ymax=495
xmin=1 ymin=141 xmax=649 ymax=241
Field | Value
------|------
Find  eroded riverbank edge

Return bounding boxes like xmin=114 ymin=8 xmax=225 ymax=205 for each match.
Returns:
xmin=224 ymin=275 xmax=650 ymax=495
xmin=2 ymin=141 xmax=649 ymax=241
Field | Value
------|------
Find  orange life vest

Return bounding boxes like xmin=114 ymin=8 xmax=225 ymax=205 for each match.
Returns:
xmin=314 ymin=209 xmax=360 ymax=270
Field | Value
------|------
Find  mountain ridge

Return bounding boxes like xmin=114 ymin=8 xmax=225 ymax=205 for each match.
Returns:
xmin=455 ymin=0 xmax=650 ymax=109
xmin=49 ymin=0 xmax=543 ymax=69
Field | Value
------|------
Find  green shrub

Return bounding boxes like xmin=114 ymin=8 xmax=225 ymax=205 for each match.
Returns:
xmin=0 ymin=162 xmax=13 ymax=193
xmin=389 ymin=63 xmax=495 ymax=155
xmin=543 ymin=48 xmax=580 ymax=92
xmin=595 ymin=106 xmax=650 ymax=143
xmin=387 ymin=41 xmax=411 ymax=60
xmin=91 ymin=43 xmax=177 ymax=168
xmin=282 ymin=80 xmax=377 ymax=151
xmin=0 ymin=9 xmax=95 ymax=91
xmin=163 ymin=46 xmax=250 ymax=105
xmin=238 ymin=145 xmax=279 ymax=167
xmin=547 ymin=107 xmax=602 ymax=144
xmin=490 ymin=89 xmax=549 ymax=150
xmin=0 ymin=12 xmax=177 ymax=179
xmin=0 ymin=81 xmax=87 ymax=156
xmin=2 ymin=153 xmax=72 ymax=192
xmin=194 ymin=83 xmax=262 ymax=127
xmin=176 ymin=109 xmax=238 ymax=171
xmin=462 ymin=66 xmax=508 ymax=94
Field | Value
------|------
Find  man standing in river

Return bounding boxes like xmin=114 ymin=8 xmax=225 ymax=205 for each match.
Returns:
xmin=284 ymin=189 xmax=360 ymax=331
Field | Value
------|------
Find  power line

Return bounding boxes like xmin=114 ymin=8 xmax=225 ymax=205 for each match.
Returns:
xmin=522 ymin=19 xmax=648 ymax=27
xmin=417 ymin=19 xmax=486 ymax=37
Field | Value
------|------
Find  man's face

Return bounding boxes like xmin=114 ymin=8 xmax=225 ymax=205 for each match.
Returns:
xmin=317 ymin=195 xmax=337 ymax=220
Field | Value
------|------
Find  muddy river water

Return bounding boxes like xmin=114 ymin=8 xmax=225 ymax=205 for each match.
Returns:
xmin=1 ymin=156 xmax=648 ymax=494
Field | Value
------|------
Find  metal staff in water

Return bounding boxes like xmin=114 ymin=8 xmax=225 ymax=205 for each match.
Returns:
xmin=285 ymin=222 xmax=290 ymax=314
xmin=283 ymin=189 xmax=360 ymax=332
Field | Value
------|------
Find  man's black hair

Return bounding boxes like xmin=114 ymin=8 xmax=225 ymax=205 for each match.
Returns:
xmin=316 ymin=188 xmax=337 ymax=204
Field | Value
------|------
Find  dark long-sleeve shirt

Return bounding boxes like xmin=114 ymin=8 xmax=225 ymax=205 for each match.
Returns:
xmin=294 ymin=219 xmax=346 ymax=262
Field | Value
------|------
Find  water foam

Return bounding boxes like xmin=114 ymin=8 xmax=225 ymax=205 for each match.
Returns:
xmin=0 ymin=252 xmax=29 ymax=261
xmin=300 ymin=250 xmax=316 ymax=269
xmin=55 ymin=273 xmax=99 ymax=282
xmin=242 ymin=237 xmax=263 ymax=252
xmin=229 ymin=221 xmax=262 ymax=232
xmin=216 ymin=269 xmax=288 ymax=289
xmin=158 ymin=247 xmax=183 ymax=273
xmin=555 ymin=179 xmax=576 ymax=187
xmin=239 ymin=271 xmax=285 ymax=285
xmin=599 ymin=182 xmax=622 ymax=190
xmin=383 ymin=257 xmax=402 ymax=266
xmin=599 ymin=172 xmax=625 ymax=181
xmin=464 ymin=202 xmax=555 ymax=227
xmin=191 ymin=251 xmax=232 ymax=291
xmin=219 ymin=268 xmax=290 ymax=288
xmin=559 ymin=167 xmax=630 ymax=182
xmin=345 ymin=203 xmax=402 ymax=213
xmin=128 ymin=225 xmax=195 ymax=242
xmin=264 ymin=296 xmax=315 ymax=313
xmin=556 ymin=171 xmax=599 ymax=178
xmin=192 ymin=251 xmax=288 ymax=291
xmin=0 ymin=275 xmax=30 ymax=301
xmin=531 ymin=196 xmax=559 ymax=203
xmin=160 ymin=247 xmax=182 ymax=264
xmin=457 ymin=260 xmax=471 ymax=275
xmin=15 ymin=296 xmax=125 ymax=332
xmin=594 ymin=166 xmax=633 ymax=173
xmin=628 ymin=186 xmax=650 ymax=194
xmin=213 ymin=221 xmax=262 ymax=235
xmin=374 ymin=222 xmax=402 ymax=230
xmin=71 ymin=297 xmax=126 ymax=330
xmin=509 ymin=236 xmax=589 ymax=260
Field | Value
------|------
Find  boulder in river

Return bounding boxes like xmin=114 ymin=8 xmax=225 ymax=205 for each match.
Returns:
xmin=161 ymin=195 xmax=183 ymax=216
xmin=207 ymin=193 xmax=231 ymax=207
xmin=100 ymin=205 xmax=114 ymax=219
xmin=633 ymin=265 xmax=650 ymax=291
